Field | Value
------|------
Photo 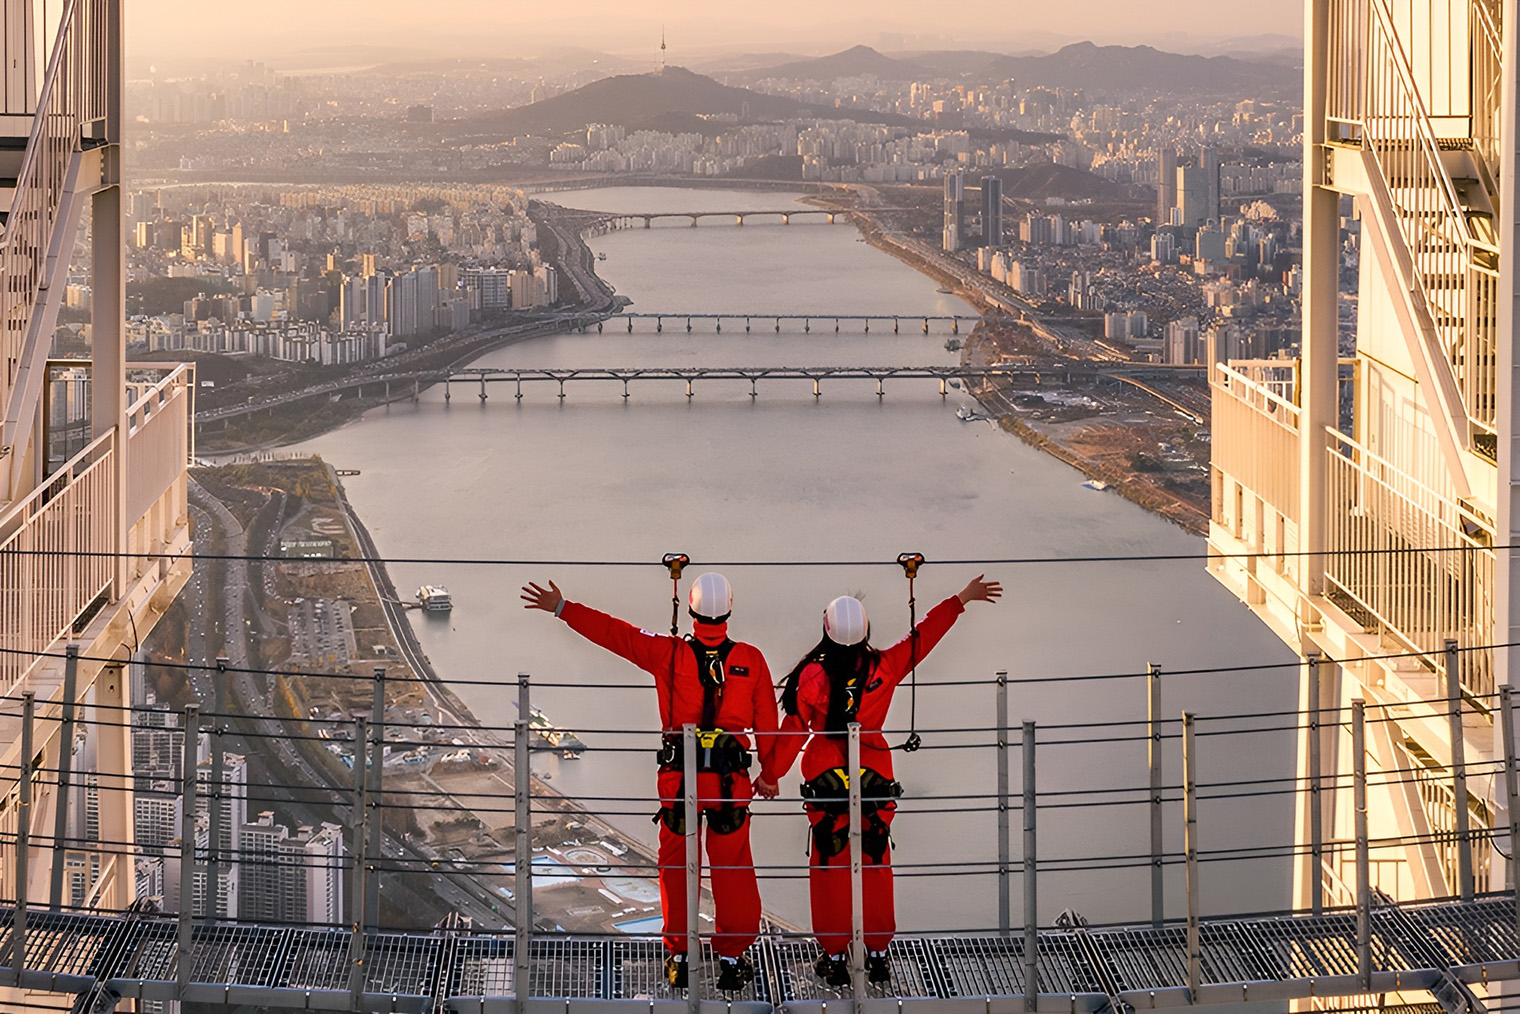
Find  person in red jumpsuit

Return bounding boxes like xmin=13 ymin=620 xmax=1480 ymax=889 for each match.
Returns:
xmin=521 ymin=573 xmax=781 ymax=991
xmin=771 ymin=575 xmax=1001 ymax=986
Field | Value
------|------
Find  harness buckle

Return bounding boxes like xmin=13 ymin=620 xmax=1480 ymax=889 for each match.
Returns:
xmin=697 ymin=728 xmax=726 ymax=750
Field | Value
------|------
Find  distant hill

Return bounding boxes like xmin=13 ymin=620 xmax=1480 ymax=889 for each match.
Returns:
xmin=982 ymin=163 xmax=1139 ymax=203
xmin=982 ymin=42 xmax=1297 ymax=95
xmin=728 ymin=40 xmax=1297 ymax=97
xmin=466 ymin=66 xmax=1055 ymax=142
xmin=737 ymin=45 xmax=922 ymax=82
xmin=469 ymin=67 xmax=819 ymax=136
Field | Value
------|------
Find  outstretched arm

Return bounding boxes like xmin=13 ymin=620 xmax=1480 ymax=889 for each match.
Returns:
xmin=878 ymin=575 xmax=1002 ymax=687
xmin=521 ymin=579 xmax=675 ymax=676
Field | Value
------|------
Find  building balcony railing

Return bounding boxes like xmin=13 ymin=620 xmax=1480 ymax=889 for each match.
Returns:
xmin=1324 ymin=0 xmax=1502 ymax=449
xmin=0 ymin=0 xmax=110 ymax=418
xmin=1210 ymin=362 xmax=1301 ymax=581
xmin=0 ymin=364 xmax=191 ymax=696
xmin=1323 ymin=427 xmax=1494 ymax=701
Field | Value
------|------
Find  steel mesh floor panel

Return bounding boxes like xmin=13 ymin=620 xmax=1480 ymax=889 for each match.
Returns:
xmin=189 ymin=924 xmax=284 ymax=985
xmin=528 ymin=937 xmax=602 ymax=997
xmin=932 ymin=936 xmax=1024 ymax=996
xmin=364 ymin=933 xmax=441 ymax=995
xmin=30 ymin=912 xmax=113 ymax=976
xmin=281 ymin=929 xmax=352 ymax=991
xmin=1254 ymin=913 xmax=1361 ymax=978
xmin=122 ymin=931 xmax=177 ymax=981
xmin=1402 ymin=898 xmax=1519 ymax=965
xmin=608 ymin=937 xmax=767 ymax=1002
xmin=610 ymin=938 xmax=667 ymax=999
xmin=449 ymin=937 xmax=512 ymax=998
xmin=1089 ymin=926 xmax=1188 ymax=991
xmin=8 ymin=895 xmax=1520 ymax=1007
xmin=769 ymin=937 xmax=942 ymax=1001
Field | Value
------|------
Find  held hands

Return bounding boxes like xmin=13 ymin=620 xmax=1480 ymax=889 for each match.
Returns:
xmin=520 ymin=580 xmax=565 ymax=613
xmin=957 ymin=574 xmax=1003 ymax=606
xmin=753 ymin=776 xmax=780 ymax=800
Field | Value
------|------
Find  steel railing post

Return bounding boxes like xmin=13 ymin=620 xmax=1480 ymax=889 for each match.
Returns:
xmin=207 ymin=656 xmax=227 ymax=918
xmin=48 ymin=646 xmax=78 ymax=910
xmin=514 ymin=673 xmax=533 ymax=1013
xmin=367 ymin=665 xmax=386 ymax=929
xmin=349 ymin=716 xmax=368 ymax=1006
xmin=848 ymin=722 xmax=866 ymax=1002
xmin=1353 ymin=699 xmax=1371 ymax=988
xmin=1307 ymin=652 xmax=1324 ymax=915
xmin=1502 ymin=686 xmax=1520 ymax=939
xmin=12 ymin=692 xmax=33 ymax=981
xmin=1148 ymin=662 xmax=1163 ymax=927
xmin=997 ymin=670 xmax=1011 ymax=937
xmin=178 ymin=703 xmax=199 ymax=998
xmin=1182 ymin=712 xmax=1199 ymax=1002
xmin=1023 ymin=719 xmax=1038 ymax=1011
xmin=683 ymin=723 xmax=702 ymax=1012
xmin=1445 ymin=640 xmax=1474 ymax=901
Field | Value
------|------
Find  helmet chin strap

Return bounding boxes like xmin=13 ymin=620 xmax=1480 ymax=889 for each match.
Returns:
xmin=897 ymin=553 xmax=926 ymax=752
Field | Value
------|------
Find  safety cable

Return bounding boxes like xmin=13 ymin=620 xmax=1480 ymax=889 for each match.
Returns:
xmin=5 ymin=540 xmax=1510 ymax=567
xmin=8 ymin=635 xmax=1513 ymax=693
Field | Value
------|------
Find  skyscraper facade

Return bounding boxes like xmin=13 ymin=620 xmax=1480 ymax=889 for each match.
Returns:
xmin=981 ymin=176 xmax=1003 ymax=248
xmin=1156 ymin=148 xmax=1177 ymax=225
xmin=1208 ymin=0 xmax=1512 ymax=908
xmin=942 ymin=172 xmax=964 ymax=253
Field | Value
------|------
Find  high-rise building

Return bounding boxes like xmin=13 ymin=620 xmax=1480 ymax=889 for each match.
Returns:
xmin=1208 ymin=0 xmax=1511 ymax=909
xmin=1200 ymin=144 xmax=1221 ymax=221
xmin=1156 ymin=148 xmax=1177 ymax=225
xmin=980 ymin=176 xmax=1003 ymax=248
xmin=942 ymin=172 xmax=964 ymax=252
xmin=1174 ymin=165 xmax=1209 ymax=229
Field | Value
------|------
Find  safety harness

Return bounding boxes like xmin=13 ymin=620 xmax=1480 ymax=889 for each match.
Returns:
xmin=654 ymin=555 xmax=753 ymax=836
xmin=801 ymin=766 xmax=902 ymax=864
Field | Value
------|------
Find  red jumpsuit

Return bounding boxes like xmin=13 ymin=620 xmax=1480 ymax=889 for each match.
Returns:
xmin=559 ymin=601 xmax=781 ymax=958
xmin=771 ymin=596 xmax=965 ymax=955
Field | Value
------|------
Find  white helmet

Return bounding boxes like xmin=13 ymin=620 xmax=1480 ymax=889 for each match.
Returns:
xmin=688 ymin=572 xmax=733 ymax=621
xmin=823 ymin=596 xmax=868 ymax=646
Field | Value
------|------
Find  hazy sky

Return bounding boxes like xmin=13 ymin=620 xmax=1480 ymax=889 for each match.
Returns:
xmin=126 ymin=1 xmax=1302 ymax=69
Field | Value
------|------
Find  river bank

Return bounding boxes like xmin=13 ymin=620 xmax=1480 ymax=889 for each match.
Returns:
xmin=156 ymin=457 xmax=745 ymax=937
xmin=831 ymin=184 xmax=1210 ymax=533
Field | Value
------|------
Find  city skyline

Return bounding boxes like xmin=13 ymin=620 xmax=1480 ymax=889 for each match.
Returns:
xmin=125 ymin=0 xmax=1302 ymax=69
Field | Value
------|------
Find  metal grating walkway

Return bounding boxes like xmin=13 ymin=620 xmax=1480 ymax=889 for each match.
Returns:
xmin=0 ymin=894 xmax=1515 ymax=1012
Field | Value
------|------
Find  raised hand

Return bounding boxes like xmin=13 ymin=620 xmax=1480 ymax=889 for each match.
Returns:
xmin=520 ymin=580 xmax=565 ymax=613
xmin=957 ymin=574 xmax=1003 ymax=605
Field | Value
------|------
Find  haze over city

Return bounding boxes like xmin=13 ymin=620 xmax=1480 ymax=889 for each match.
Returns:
xmin=126 ymin=0 xmax=1304 ymax=69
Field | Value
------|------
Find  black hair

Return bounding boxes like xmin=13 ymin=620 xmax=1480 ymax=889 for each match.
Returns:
xmin=780 ymin=632 xmax=880 ymax=733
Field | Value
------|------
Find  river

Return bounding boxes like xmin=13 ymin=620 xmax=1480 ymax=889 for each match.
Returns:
xmin=295 ymin=186 xmax=1298 ymax=933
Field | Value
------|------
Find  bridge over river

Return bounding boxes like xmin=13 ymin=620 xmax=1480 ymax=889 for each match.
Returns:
xmin=196 ymin=362 xmax=1204 ymax=423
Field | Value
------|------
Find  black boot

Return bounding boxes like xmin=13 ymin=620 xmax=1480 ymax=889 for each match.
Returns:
xmin=813 ymin=952 xmax=850 ymax=987
xmin=866 ymin=951 xmax=891 ymax=984
xmin=716 ymin=954 xmax=754 ymax=991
